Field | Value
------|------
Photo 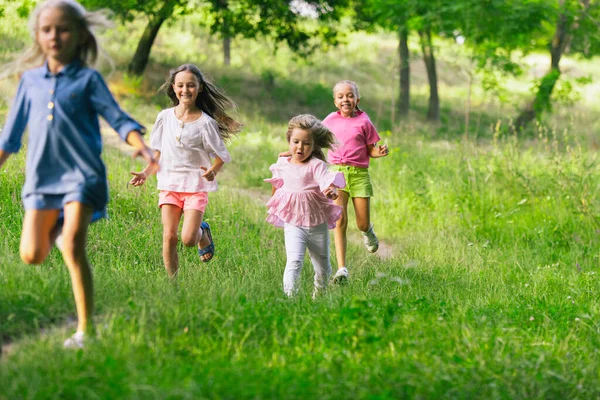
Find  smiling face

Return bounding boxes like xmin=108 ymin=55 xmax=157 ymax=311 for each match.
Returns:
xmin=36 ymin=6 xmax=83 ymax=71
xmin=333 ymin=82 xmax=360 ymax=118
xmin=288 ymin=128 xmax=314 ymax=164
xmin=172 ymin=70 xmax=202 ymax=106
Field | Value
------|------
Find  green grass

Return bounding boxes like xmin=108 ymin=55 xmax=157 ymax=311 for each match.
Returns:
xmin=3 ymin=127 xmax=600 ymax=399
xmin=3 ymin=6 xmax=600 ymax=399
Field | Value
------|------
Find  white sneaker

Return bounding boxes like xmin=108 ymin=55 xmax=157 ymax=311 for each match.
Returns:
xmin=63 ymin=331 xmax=85 ymax=349
xmin=362 ymin=224 xmax=379 ymax=253
xmin=332 ymin=267 xmax=349 ymax=284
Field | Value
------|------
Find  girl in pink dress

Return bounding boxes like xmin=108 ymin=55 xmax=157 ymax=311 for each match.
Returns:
xmin=265 ymin=114 xmax=346 ymax=297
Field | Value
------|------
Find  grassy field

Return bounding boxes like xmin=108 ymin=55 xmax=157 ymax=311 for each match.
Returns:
xmin=3 ymin=5 xmax=600 ymax=399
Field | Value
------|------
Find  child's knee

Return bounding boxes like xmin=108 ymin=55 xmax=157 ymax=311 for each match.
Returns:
xmin=163 ymin=230 xmax=178 ymax=246
xmin=357 ymin=221 xmax=370 ymax=232
xmin=337 ymin=214 xmax=348 ymax=228
xmin=181 ymin=232 xmax=196 ymax=247
xmin=20 ymin=246 xmax=46 ymax=265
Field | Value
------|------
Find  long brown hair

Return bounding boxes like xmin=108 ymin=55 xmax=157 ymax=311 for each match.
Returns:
xmin=159 ymin=64 xmax=242 ymax=141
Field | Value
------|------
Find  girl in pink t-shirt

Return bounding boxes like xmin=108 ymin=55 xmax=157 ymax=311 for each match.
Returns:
xmin=323 ymin=80 xmax=389 ymax=284
xmin=265 ymin=114 xmax=345 ymax=297
xmin=129 ymin=64 xmax=242 ymax=277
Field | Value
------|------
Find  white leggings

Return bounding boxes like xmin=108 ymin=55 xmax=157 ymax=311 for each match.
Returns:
xmin=283 ymin=222 xmax=331 ymax=296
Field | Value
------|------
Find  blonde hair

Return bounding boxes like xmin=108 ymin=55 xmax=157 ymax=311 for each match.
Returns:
xmin=2 ymin=0 xmax=112 ymax=78
xmin=333 ymin=80 xmax=363 ymax=112
xmin=286 ymin=114 xmax=335 ymax=162
xmin=159 ymin=63 xmax=242 ymax=141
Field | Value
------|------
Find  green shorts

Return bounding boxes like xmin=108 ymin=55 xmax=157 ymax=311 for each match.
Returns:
xmin=330 ymin=165 xmax=373 ymax=198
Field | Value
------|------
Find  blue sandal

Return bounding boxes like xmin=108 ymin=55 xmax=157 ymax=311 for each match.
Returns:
xmin=198 ymin=221 xmax=215 ymax=262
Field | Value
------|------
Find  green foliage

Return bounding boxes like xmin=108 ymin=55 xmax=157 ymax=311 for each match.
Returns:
xmin=4 ymin=5 xmax=600 ymax=398
xmin=15 ymin=0 xmax=35 ymax=18
xmin=81 ymin=0 xmax=190 ymax=22
xmin=563 ymin=0 xmax=600 ymax=58
xmin=196 ymin=0 xmax=351 ymax=55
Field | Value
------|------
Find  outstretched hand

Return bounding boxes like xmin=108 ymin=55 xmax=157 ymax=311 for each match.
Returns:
xmin=129 ymin=171 xmax=147 ymax=187
xmin=323 ymin=186 xmax=338 ymax=200
xmin=201 ymin=166 xmax=217 ymax=181
xmin=278 ymin=151 xmax=292 ymax=157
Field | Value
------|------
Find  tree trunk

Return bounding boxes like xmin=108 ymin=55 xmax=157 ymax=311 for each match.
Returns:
xmin=223 ymin=36 xmax=231 ymax=66
xmin=514 ymin=0 xmax=589 ymax=130
xmin=398 ymin=26 xmax=410 ymax=118
xmin=418 ymin=28 xmax=439 ymax=122
xmin=465 ymin=72 xmax=472 ymax=140
xmin=128 ymin=5 xmax=173 ymax=76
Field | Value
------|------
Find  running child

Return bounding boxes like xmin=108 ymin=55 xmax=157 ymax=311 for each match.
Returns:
xmin=129 ymin=64 xmax=241 ymax=277
xmin=265 ymin=114 xmax=345 ymax=297
xmin=324 ymin=80 xmax=388 ymax=284
xmin=0 ymin=0 xmax=157 ymax=348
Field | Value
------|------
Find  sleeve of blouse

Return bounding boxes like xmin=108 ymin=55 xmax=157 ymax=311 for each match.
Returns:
xmin=149 ymin=111 xmax=164 ymax=152
xmin=203 ymin=118 xmax=231 ymax=162
xmin=89 ymin=70 xmax=146 ymax=140
xmin=264 ymin=158 xmax=284 ymax=189
xmin=363 ymin=115 xmax=381 ymax=146
xmin=0 ymin=77 xmax=30 ymax=153
xmin=314 ymin=159 xmax=346 ymax=191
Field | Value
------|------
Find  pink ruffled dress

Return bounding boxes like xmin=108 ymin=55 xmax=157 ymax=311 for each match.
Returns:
xmin=264 ymin=157 xmax=346 ymax=229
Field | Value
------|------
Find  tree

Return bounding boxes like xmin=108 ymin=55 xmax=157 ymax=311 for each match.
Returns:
xmin=445 ymin=0 xmax=597 ymax=130
xmin=418 ymin=28 xmax=439 ymax=121
xmin=354 ymin=0 xmax=414 ymax=119
xmin=199 ymin=0 xmax=351 ymax=66
xmin=82 ymin=0 xmax=189 ymax=76
xmin=413 ymin=0 xmax=448 ymax=123
xmin=84 ymin=0 xmax=350 ymax=75
xmin=515 ymin=0 xmax=597 ymax=129
xmin=398 ymin=23 xmax=409 ymax=117
xmin=355 ymin=0 xmax=456 ymax=123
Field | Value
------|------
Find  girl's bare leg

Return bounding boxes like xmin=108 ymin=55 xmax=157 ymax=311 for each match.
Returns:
xmin=181 ymin=209 xmax=214 ymax=261
xmin=60 ymin=202 xmax=94 ymax=334
xmin=352 ymin=197 xmax=371 ymax=232
xmin=20 ymin=209 xmax=61 ymax=264
xmin=181 ymin=209 xmax=213 ymax=262
xmin=161 ymin=205 xmax=183 ymax=277
xmin=333 ymin=191 xmax=350 ymax=270
xmin=353 ymin=196 xmax=378 ymax=252
xmin=180 ymin=209 xmax=203 ymax=247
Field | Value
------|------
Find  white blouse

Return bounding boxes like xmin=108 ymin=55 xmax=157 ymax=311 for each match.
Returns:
xmin=150 ymin=108 xmax=231 ymax=193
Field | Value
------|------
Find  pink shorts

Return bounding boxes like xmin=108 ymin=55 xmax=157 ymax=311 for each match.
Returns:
xmin=158 ymin=191 xmax=208 ymax=212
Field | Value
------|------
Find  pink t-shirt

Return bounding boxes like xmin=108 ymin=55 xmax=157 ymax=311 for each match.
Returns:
xmin=264 ymin=156 xmax=346 ymax=228
xmin=323 ymin=111 xmax=381 ymax=168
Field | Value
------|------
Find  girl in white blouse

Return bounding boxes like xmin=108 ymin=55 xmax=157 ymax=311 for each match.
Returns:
xmin=130 ymin=64 xmax=241 ymax=277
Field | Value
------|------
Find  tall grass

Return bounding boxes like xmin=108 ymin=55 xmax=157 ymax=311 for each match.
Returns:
xmin=2 ymin=6 xmax=600 ymax=399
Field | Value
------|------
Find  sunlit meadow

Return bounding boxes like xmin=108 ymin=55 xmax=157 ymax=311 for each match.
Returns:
xmin=2 ymin=3 xmax=600 ymax=398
